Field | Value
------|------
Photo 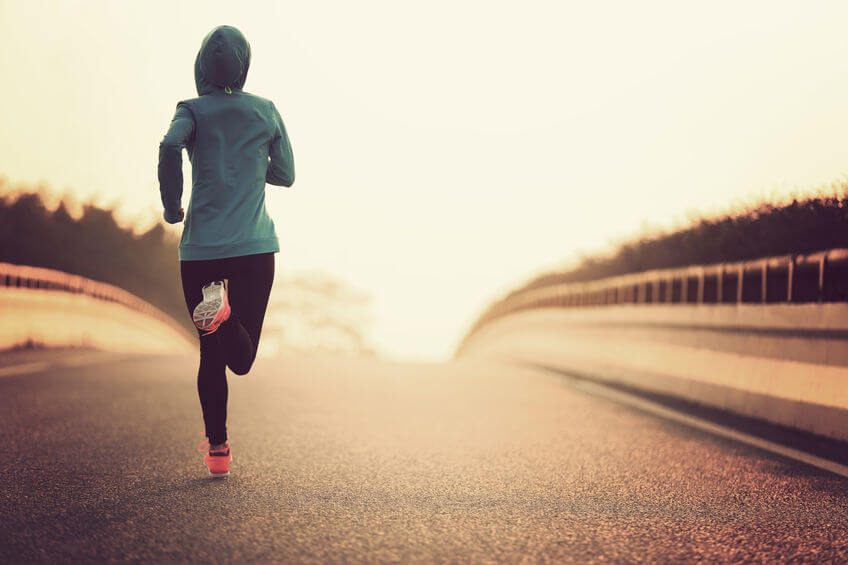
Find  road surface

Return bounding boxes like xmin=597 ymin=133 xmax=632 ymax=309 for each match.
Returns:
xmin=2 ymin=349 xmax=848 ymax=562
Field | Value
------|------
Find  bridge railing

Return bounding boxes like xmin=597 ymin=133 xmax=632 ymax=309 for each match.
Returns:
xmin=465 ymin=248 xmax=848 ymax=341
xmin=0 ymin=262 xmax=194 ymax=342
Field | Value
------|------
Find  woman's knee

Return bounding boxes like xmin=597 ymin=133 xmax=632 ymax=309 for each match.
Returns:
xmin=228 ymin=360 xmax=252 ymax=376
xmin=199 ymin=335 xmax=225 ymax=364
xmin=227 ymin=348 xmax=258 ymax=375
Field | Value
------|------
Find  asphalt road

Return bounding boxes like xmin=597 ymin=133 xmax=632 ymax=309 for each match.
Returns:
xmin=3 ymin=349 xmax=848 ymax=563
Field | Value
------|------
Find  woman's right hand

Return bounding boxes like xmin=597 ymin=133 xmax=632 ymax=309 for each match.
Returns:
xmin=164 ymin=207 xmax=185 ymax=224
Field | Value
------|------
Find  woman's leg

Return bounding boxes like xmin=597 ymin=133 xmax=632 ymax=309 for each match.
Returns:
xmin=197 ymin=334 xmax=228 ymax=444
xmin=219 ymin=252 xmax=275 ymax=375
xmin=181 ymin=259 xmax=230 ymax=445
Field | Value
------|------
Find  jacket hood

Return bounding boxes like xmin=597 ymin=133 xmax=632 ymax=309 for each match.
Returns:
xmin=194 ymin=25 xmax=251 ymax=96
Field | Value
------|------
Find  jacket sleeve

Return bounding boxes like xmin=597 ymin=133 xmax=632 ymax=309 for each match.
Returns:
xmin=158 ymin=103 xmax=195 ymax=223
xmin=266 ymin=101 xmax=295 ymax=187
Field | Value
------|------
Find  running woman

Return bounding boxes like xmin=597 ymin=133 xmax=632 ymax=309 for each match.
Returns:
xmin=157 ymin=25 xmax=295 ymax=477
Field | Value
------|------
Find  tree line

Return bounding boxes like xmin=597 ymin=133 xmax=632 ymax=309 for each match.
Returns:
xmin=0 ymin=191 xmax=194 ymax=336
xmin=509 ymin=187 xmax=848 ymax=297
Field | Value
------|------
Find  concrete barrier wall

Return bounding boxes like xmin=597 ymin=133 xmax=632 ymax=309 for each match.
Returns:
xmin=0 ymin=262 xmax=195 ymax=354
xmin=0 ymin=287 xmax=194 ymax=354
xmin=459 ymin=304 xmax=848 ymax=441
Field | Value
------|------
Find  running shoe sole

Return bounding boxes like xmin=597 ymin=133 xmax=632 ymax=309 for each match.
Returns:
xmin=193 ymin=281 xmax=231 ymax=336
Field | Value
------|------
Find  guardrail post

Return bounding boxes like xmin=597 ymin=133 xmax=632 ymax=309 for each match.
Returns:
xmin=787 ymin=256 xmax=795 ymax=302
xmin=736 ymin=263 xmax=744 ymax=304
xmin=681 ymin=274 xmax=688 ymax=303
xmin=818 ymin=255 xmax=827 ymax=303
xmin=761 ymin=261 xmax=768 ymax=304
xmin=717 ymin=266 xmax=724 ymax=303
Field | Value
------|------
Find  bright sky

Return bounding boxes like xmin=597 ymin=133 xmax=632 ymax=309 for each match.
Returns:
xmin=3 ymin=1 xmax=848 ymax=360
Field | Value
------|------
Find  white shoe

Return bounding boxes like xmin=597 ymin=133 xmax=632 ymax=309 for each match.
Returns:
xmin=192 ymin=281 xmax=231 ymax=336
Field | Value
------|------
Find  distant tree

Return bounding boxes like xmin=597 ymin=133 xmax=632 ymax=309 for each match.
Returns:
xmin=0 ymin=191 xmax=192 ymax=337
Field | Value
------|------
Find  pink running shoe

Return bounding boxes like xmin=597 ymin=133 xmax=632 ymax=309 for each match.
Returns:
xmin=192 ymin=280 xmax=231 ymax=336
xmin=198 ymin=438 xmax=232 ymax=478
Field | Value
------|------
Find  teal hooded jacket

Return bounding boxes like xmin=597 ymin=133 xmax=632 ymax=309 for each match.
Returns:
xmin=158 ymin=25 xmax=295 ymax=261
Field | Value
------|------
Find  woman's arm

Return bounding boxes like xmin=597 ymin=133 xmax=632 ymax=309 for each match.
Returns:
xmin=266 ymin=101 xmax=295 ymax=187
xmin=158 ymin=103 xmax=195 ymax=223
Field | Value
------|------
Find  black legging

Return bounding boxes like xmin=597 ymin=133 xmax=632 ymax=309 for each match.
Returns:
xmin=180 ymin=252 xmax=275 ymax=445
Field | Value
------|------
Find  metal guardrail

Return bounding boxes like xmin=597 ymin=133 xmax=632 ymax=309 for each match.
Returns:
xmin=0 ymin=262 xmax=194 ymax=341
xmin=464 ymin=248 xmax=848 ymax=343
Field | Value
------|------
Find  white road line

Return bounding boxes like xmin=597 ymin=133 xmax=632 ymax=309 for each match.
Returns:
xmin=0 ymin=352 xmax=137 ymax=379
xmin=60 ymin=353 xmax=126 ymax=368
xmin=0 ymin=361 xmax=51 ymax=378
xmin=556 ymin=371 xmax=848 ymax=480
